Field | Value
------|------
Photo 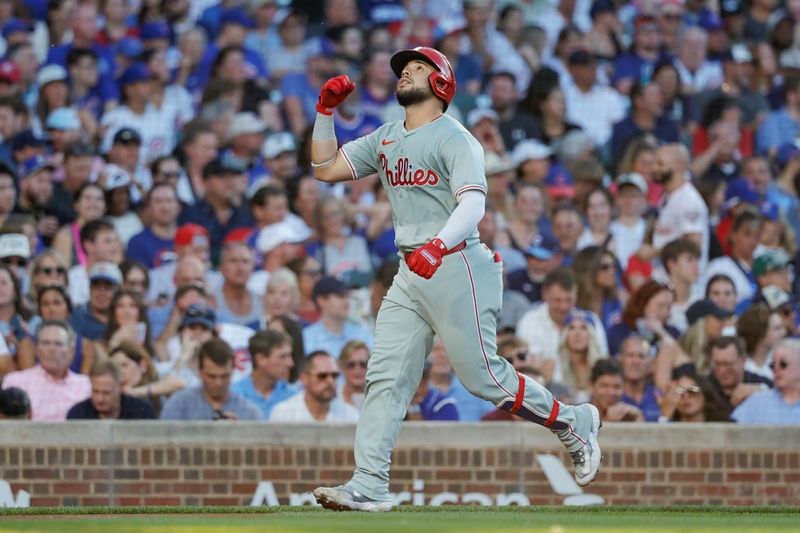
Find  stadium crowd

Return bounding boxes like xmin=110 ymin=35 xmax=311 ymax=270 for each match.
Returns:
xmin=0 ymin=0 xmax=799 ymax=425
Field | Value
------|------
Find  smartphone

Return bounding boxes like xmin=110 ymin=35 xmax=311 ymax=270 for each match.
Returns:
xmin=635 ymin=318 xmax=656 ymax=343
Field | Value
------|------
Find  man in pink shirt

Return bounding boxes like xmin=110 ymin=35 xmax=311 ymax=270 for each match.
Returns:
xmin=2 ymin=320 xmax=90 ymax=421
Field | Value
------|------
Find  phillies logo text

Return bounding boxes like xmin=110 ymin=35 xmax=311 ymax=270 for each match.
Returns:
xmin=379 ymin=153 xmax=439 ymax=187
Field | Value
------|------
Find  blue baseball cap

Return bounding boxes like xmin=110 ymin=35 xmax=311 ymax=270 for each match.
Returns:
xmin=221 ymin=7 xmax=255 ymax=29
xmin=140 ymin=21 xmax=171 ymax=41
xmin=118 ymin=62 xmax=152 ymax=86
xmin=11 ymin=130 xmax=46 ymax=151
xmin=2 ymin=19 xmax=31 ymax=39
xmin=776 ymin=142 xmax=800 ymax=166
xmin=116 ymin=37 xmax=143 ymax=58
xmin=760 ymin=202 xmax=780 ymax=221
xmin=179 ymin=304 xmax=217 ymax=330
xmin=699 ymin=12 xmax=723 ymax=32
xmin=590 ymin=0 xmax=615 ymax=20
xmin=312 ymin=276 xmax=348 ymax=300
xmin=19 ymin=155 xmax=54 ymax=179
xmin=524 ymin=233 xmax=560 ymax=261
xmin=724 ymin=178 xmax=759 ymax=209
xmin=544 ymin=163 xmax=575 ymax=199
xmin=564 ymin=309 xmax=597 ymax=329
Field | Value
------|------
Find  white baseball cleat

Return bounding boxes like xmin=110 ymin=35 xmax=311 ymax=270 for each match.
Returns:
xmin=313 ymin=484 xmax=393 ymax=512
xmin=570 ymin=403 xmax=602 ymax=487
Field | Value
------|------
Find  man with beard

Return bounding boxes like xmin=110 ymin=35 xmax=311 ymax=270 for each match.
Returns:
xmin=14 ymin=156 xmax=59 ymax=242
xmin=639 ymin=143 xmax=709 ymax=276
xmin=307 ymin=46 xmax=602 ymax=512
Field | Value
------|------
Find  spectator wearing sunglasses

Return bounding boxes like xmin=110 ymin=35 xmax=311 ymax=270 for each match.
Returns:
xmin=231 ymin=329 xmax=298 ymax=419
xmin=270 ymin=350 xmax=359 ymax=422
xmin=26 ymin=249 xmax=68 ymax=310
xmin=732 ymin=339 xmax=800 ymax=424
xmin=660 ymin=369 xmax=731 ymax=422
xmin=338 ymin=339 xmax=369 ymax=410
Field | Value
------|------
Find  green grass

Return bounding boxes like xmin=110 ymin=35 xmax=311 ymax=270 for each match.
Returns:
xmin=1 ymin=506 xmax=799 ymax=532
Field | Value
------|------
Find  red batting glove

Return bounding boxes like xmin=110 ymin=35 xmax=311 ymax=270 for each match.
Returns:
xmin=316 ymin=75 xmax=356 ymax=115
xmin=405 ymin=238 xmax=448 ymax=279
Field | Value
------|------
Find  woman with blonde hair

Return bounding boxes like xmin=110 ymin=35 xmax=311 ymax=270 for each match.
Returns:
xmin=25 ymin=249 xmax=69 ymax=312
xmin=338 ymin=339 xmax=370 ymax=409
xmin=557 ymin=310 xmax=606 ymax=404
xmin=261 ymin=267 xmax=300 ymax=326
xmin=306 ymin=196 xmax=373 ymax=287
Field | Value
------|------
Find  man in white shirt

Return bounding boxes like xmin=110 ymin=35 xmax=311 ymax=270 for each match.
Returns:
xmin=270 ymin=351 xmax=359 ymax=422
xmin=673 ymin=26 xmax=723 ymax=92
xmin=609 ymin=172 xmax=648 ymax=269
xmin=564 ymin=50 xmax=627 ymax=147
xmin=644 ymin=144 xmax=709 ymax=273
xmin=515 ymin=269 xmax=608 ymax=382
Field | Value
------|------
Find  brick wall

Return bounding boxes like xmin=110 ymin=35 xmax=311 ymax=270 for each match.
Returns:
xmin=1 ymin=422 xmax=798 ymax=507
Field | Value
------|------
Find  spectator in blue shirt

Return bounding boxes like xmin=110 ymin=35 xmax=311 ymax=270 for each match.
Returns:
xmin=160 ymin=337 xmax=262 ymax=420
xmin=407 ymin=357 xmax=459 ymax=421
xmin=732 ymin=338 xmax=800 ymax=424
xmin=126 ymin=183 xmax=180 ymax=269
xmin=618 ymin=335 xmax=662 ymax=422
xmin=232 ymin=329 xmax=298 ymax=419
xmin=756 ymin=74 xmax=800 ymax=157
xmin=302 ymin=276 xmax=374 ymax=358
xmin=590 ymin=359 xmax=644 ymax=421
xmin=611 ymin=80 xmax=680 ymax=168
xmin=612 ymin=15 xmax=668 ymax=94
xmin=67 ymin=358 xmax=156 ymax=420
xmin=178 ymin=158 xmax=255 ymax=264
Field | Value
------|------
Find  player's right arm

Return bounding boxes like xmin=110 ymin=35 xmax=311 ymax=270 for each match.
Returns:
xmin=311 ymin=75 xmax=358 ymax=183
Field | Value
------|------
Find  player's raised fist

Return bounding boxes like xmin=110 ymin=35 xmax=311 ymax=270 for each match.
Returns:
xmin=405 ymin=238 xmax=447 ymax=279
xmin=317 ymin=75 xmax=356 ymax=115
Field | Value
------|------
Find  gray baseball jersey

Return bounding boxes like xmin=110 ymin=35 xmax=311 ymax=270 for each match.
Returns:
xmin=341 ymin=114 xmax=486 ymax=251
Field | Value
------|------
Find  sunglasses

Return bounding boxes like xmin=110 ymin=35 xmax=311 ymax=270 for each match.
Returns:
xmin=158 ymin=171 xmax=181 ymax=178
xmin=2 ymin=257 xmax=27 ymax=268
xmin=346 ymin=360 xmax=367 ymax=369
xmin=769 ymin=360 xmax=789 ymax=371
xmin=311 ymin=371 xmax=340 ymax=380
xmin=36 ymin=266 xmax=67 ymax=276
xmin=676 ymin=385 xmax=702 ymax=395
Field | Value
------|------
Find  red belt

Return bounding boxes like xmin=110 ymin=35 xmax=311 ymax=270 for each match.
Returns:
xmin=403 ymin=240 xmax=466 ymax=261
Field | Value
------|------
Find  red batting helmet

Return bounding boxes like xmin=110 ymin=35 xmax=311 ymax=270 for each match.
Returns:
xmin=390 ymin=46 xmax=456 ymax=110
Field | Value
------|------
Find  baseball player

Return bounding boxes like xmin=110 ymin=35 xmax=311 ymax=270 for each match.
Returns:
xmin=310 ymin=47 xmax=601 ymax=512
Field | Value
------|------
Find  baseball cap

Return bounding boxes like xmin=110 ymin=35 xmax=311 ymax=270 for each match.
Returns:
xmin=221 ymin=7 xmax=255 ymax=29
xmin=18 ymin=155 xmax=54 ymax=180
xmin=568 ymin=49 xmax=595 ymax=66
xmin=484 ymin=152 xmax=514 ymax=176
xmin=203 ymin=157 xmax=246 ymax=178
xmin=262 ymin=132 xmax=298 ymax=159
xmin=113 ymin=127 xmax=142 ymax=145
xmin=0 ymin=233 xmax=30 ymax=259
xmin=524 ymin=233 xmax=560 ymax=260
xmin=759 ymin=202 xmax=780 ymax=222
xmin=179 ymin=304 xmax=217 ymax=331
xmin=89 ymin=262 xmax=123 ymax=285
xmin=312 ymin=276 xmax=348 ymax=300
xmin=761 ymin=285 xmax=792 ymax=311
xmin=685 ymin=298 xmax=735 ymax=326
xmin=590 ymin=0 xmax=615 ymax=19
xmin=117 ymin=37 xmax=144 ymax=59
xmin=36 ymin=64 xmax=68 ymax=88
xmin=0 ymin=60 xmax=20 ymax=84
xmin=719 ymin=0 xmax=743 ymax=16
xmin=119 ymin=62 xmax=153 ymax=86
xmin=256 ymin=221 xmax=310 ymax=254
xmin=140 ymin=21 xmax=170 ymax=41
xmin=616 ymin=172 xmax=648 ymax=195
xmin=45 ymin=108 xmax=81 ymax=131
xmin=634 ymin=14 xmax=658 ymax=31
xmin=723 ymin=178 xmax=759 ymax=209
xmin=723 ymin=43 xmax=753 ymax=64
xmin=433 ymin=17 xmax=466 ymax=43
xmin=12 ymin=130 xmax=46 ymax=152
xmin=779 ymin=48 xmax=800 ymax=70
xmin=102 ymin=164 xmax=131 ymax=191
xmin=544 ymin=164 xmax=575 ymax=199
xmin=466 ymin=107 xmax=499 ymax=129
xmin=699 ymin=13 xmax=723 ymax=32
xmin=175 ymin=223 xmax=210 ymax=248
xmin=511 ymin=139 xmax=552 ymax=166
xmin=564 ymin=309 xmax=597 ymax=329
xmin=752 ymin=249 xmax=790 ymax=277
xmin=776 ymin=142 xmax=800 ymax=166
xmin=2 ymin=18 xmax=31 ymax=39
xmin=227 ymin=112 xmax=267 ymax=141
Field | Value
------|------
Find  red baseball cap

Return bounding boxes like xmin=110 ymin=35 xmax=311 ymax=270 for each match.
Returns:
xmin=0 ymin=60 xmax=20 ymax=84
xmin=175 ymin=223 xmax=210 ymax=247
xmin=223 ymin=227 xmax=253 ymax=244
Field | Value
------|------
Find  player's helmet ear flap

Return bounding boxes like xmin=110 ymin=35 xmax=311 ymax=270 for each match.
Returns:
xmin=390 ymin=46 xmax=456 ymax=110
